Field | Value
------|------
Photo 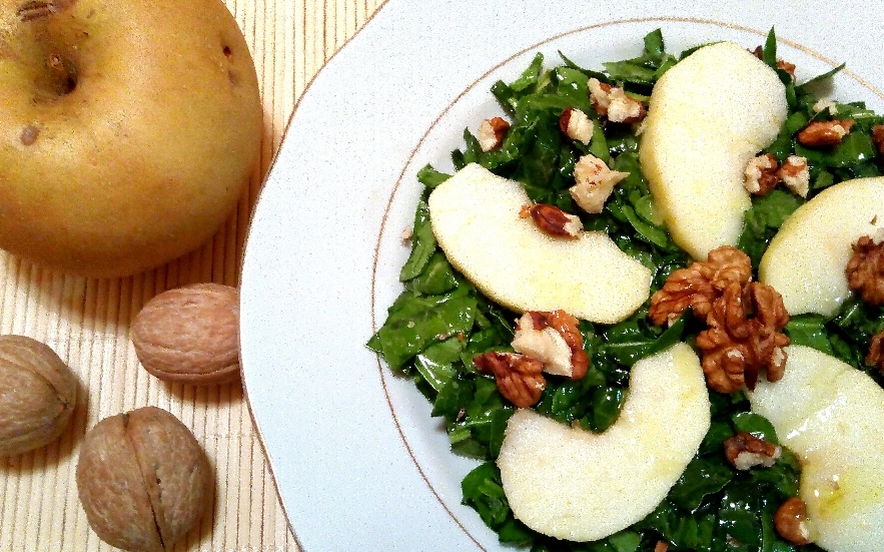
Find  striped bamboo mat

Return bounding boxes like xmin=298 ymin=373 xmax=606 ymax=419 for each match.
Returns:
xmin=0 ymin=0 xmax=383 ymax=550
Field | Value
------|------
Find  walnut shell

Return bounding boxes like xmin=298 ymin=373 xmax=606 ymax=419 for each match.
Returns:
xmin=0 ymin=335 xmax=78 ymax=456
xmin=131 ymin=283 xmax=239 ymax=385
xmin=76 ymin=406 xmax=214 ymax=552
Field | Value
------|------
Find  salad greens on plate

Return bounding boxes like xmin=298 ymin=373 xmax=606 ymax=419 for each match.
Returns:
xmin=368 ymin=28 xmax=884 ymax=552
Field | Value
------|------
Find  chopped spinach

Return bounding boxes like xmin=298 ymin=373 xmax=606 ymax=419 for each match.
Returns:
xmin=369 ymin=27 xmax=881 ymax=551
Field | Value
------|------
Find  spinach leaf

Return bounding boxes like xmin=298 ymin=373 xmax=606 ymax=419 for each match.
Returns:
xmin=732 ymin=412 xmax=780 ymax=443
xmin=398 ymin=198 xmax=436 ymax=281
xmin=784 ymin=315 xmax=833 ymax=355
xmin=460 ymin=461 xmax=505 ymax=524
xmin=408 ymin=251 xmax=458 ymax=295
xmin=414 ymin=337 xmax=463 ymax=393
xmin=668 ymin=457 xmax=734 ymax=513
xmin=738 ymin=189 xmax=803 ymax=270
xmin=368 ymin=287 xmax=477 ymax=370
xmin=795 ymin=131 xmax=878 ymax=169
xmin=416 ymin=164 xmax=451 ymax=188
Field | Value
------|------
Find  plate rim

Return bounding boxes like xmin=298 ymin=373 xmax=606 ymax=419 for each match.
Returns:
xmin=240 ymin=3 xmax=884 ymax=550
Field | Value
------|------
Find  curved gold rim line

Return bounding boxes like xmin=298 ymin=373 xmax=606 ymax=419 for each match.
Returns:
xmin=239 ymin=1 xmax=391 ymax=549
xmin=368 ymin=15 xmax=879 ymax=549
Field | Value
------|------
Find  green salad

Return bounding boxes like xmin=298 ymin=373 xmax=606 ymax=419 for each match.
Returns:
xmin=367 ymin=29 xmax=884 ymax=552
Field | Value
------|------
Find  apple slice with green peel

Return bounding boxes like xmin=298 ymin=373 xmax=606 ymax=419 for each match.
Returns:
xmin=428 ymin=163 xmax=652 ymax=324
xmin=747 ymin=345 xmax=884 ymax=551
xmin=639 ymin=41 xmax=788 ymax=260
xmin=496 ymin=343 xmax=710 ymax=542
xmin=759 ymin=177 xmax=884 ymax=317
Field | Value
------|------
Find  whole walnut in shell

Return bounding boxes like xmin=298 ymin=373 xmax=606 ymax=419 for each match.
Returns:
xmin=0 ymin=335 xmax=78 ymax=456
xmin=131 ymin=283 xmax=239 ymax=385
xmin=76 ymin=406 xmax=214 ymax=552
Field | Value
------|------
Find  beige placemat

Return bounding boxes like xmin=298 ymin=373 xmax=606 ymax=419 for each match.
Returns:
xmin=0 ymin=1 xmax=383 ymax=550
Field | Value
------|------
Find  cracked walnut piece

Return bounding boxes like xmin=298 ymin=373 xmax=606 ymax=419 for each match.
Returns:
xmin=723 ymin=431 xmax=782 ymax=470
xmin=569 ymin=154 xmax=630 ymax=214
xmin=587 ymin=78 xmax=646 ymax=124
xmin=778 ymin=155 xmax=810 ymax=198
xmin=477 ymin=116 xmax=510 ymax=152
xmin=797 ymin=119 xmax=854 ymax=147
xmin=474 ymin=352 xmax=545 ymax=408
xmin=649 ymin=245 xmax=753 ymax=326
xmin=744 ymin=153 xmax=779 ymax=196
xmin=873 ymin=124 xmax=884 ymax=156
xmin=511 ymin=310 xmax=589 ymax=379
xmin=749 ymin=46 xmax=796 ymax=81
xmin=846 ymin=235 xmax=884 ymax=305
xmin=559 ymin=107 xmax=594 ymax=145
xmin=695 ymin=282 xmax=790 ymax=393
xmin=519 ymin=204 xmax=583 ymax=239
xmin=774 ymin=497 xmax=812 ymax=546
xmin=866 ymin=331 xmax=884 ymax=371
xmin=743 ymin=154 xmax=809 ymax=198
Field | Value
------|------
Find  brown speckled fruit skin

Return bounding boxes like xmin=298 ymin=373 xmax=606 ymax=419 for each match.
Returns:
xmin=131 ymin=283 xmax=240 ymax=385
xmin=0 ymin=335 xmax=78 ymax=457
xmin=0 ymin=0 xmax=263 ymax=277
xmin=76 ymin=407 xmax=214 ymax=552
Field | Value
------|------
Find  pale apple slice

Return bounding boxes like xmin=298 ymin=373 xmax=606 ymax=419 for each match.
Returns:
xmin=639 ymin=41 xmax=788 ymax=260
xmin=427 ymin=163 xmax=652 ymax=323
xmin=496 ymin=343 xmax=710 ymax=542
xmin=759 ymin=177 xmax=884 ymax=317
xmin=747 ymin=345 xmax=884 ymax=552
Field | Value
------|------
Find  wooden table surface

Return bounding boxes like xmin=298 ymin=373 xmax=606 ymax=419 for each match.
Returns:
xmin=0 ymin=0 xmax=384 ymax=550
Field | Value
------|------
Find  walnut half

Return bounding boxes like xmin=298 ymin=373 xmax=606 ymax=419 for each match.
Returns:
xmin=695 ymin=282 xmax=790 ymax=393
xmin=650 ymin=246 xmax=789 ymax=393
xmin=473 ymin=352 xmax=545 ymax=408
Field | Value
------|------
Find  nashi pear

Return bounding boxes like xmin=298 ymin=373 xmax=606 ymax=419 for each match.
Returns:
xmin=496 ymin=343 xmax=710 ymax=542
xmin=0 ymin=0 xmax=262 ymax=277
xmin=639 ymin=41 xmax=787 ymax=260
xmin=759 ymin=177 xmax=884 ymax=317
xmin=427 ymin=163 xmax=651 ymax=324
xmin=747 ymin=345 xmax=884 ymax=552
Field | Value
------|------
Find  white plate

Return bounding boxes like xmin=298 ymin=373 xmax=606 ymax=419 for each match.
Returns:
xmin=239 ymin=1 xmax=884 ymax=550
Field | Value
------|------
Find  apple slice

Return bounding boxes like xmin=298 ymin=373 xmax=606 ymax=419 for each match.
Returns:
xmin=639 ymin=41 xmax=788 ymax=260
xmin=428 ymin=163 xmax=652 ymax=324
xmin=496 ymin=343 xmax=710 ymax=542
xmin=759 ymin=177 xmax=884 ymax=317
xmin=747 ymin=345 xmax=884 ymax=551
